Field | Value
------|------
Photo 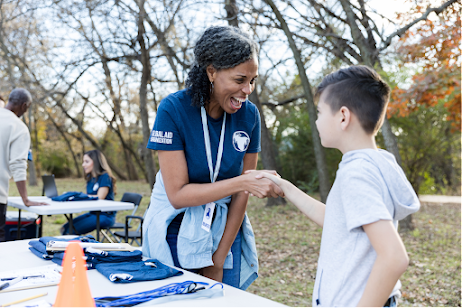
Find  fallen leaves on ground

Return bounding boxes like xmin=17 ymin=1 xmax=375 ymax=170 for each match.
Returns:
xmin=246 ymin=199 xmax=461 ymax=307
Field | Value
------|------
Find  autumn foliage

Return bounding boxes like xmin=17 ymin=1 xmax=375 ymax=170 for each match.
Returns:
xmin=388 ymin=1 xmax=461 ymax=130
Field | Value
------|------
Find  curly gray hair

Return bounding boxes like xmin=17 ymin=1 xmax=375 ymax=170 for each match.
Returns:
xmin=186 ymin=26 xmax=259 ymax=107
xmin=8 ymin=88 xmax=32 ymax=107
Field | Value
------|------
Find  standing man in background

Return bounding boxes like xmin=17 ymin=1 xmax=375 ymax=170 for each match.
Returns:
xmin=0 ymin=88 xmax=47 ymax=242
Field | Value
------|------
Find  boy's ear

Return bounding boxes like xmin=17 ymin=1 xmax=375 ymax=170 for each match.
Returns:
xmin=206 ymin=65 xmax=217 ymax=83
xmin=340 ymin=106 xmax=351 ymax=131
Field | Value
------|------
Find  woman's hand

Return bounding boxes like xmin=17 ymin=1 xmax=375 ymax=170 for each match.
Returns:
xmin=200 ymin=264 xmax=224 ymax=282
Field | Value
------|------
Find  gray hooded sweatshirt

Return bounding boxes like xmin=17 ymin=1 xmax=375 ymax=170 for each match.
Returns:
xmin=312 ymin=149 xmax=420 ymax=307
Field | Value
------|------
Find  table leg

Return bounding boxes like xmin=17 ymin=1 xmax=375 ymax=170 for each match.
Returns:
xmin=38 ymin=215 xmax=43 ymax=238
xmin=96 ymin=212 xmax=101 ymax=242
xmin=16 ymin=210 xmax=22 ymax=240
xmin=69 ymin=214 xmax=74 ymax=234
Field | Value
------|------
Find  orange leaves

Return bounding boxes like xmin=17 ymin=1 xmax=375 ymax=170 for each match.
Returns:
xmin=388 ymin=1 xmax=461 ymax=130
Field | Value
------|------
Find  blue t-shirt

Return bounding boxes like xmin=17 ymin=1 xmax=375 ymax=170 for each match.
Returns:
xmin=147 ymin=89 xmax=261 ymax=183
xmin=86 ymin=173 xmax=114 ymax=201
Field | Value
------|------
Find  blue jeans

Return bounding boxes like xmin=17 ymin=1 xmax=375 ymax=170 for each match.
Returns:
xmin=61 ymin=212 xmax=116 ymax=235
xmin=0 ymin=203 xmax=6 ymax=242
xmin=166 ymin=213 xmax=241 ymax=287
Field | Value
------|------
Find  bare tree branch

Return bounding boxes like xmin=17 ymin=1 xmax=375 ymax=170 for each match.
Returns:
xmin=380 ymin=0 xmax=458 ymax=51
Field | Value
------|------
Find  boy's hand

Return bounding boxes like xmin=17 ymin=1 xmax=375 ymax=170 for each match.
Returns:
xmin=244 ymin=169 xmax=281 ymax=177
xmin=242 ymin=170 xmax=284 ymax=198
xmin=254 ymin=171 xmax=283 ymax=187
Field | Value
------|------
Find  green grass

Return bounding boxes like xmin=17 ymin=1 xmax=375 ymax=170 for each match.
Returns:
xmin=8 ymin=178 xmax=461 ymax=306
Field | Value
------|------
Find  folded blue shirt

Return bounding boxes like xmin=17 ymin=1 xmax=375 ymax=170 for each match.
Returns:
xmin=95 ymin=259 xmax=183 ymax=283
xmin=29 ymin=236 xmax=98 ymax=256
xmin=51 ymin=192 xmax=98 ymax=202
xmin=29 ymin=236 xmax=143 ymax=271
xmin=86 ymin=250 xmax=143 ymax=265
xmin=28 ymin=247 xmax=53 ymax=260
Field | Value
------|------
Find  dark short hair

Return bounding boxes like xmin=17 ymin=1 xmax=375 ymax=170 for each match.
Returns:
xmin=8 ymin=88 xmax=32 ymax=107
xmin=315 ymin=65 xmax=391 ymax=134
xmin=186 ymin=26 xmax=259 ymax=107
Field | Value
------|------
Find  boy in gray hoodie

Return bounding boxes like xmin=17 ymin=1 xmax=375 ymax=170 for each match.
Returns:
xmin=254 ymin=65 xmax=420 ymax=306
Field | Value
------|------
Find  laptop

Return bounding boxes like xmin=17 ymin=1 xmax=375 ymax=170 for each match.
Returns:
xmin=42 ymin=175 xmax=58 ymax=198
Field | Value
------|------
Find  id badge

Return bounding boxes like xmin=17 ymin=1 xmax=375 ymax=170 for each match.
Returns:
xmin=201 ymin=202 xmax=215 ymax=232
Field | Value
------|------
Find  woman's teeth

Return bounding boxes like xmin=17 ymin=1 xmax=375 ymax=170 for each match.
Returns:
xmin=231 ymin=97 xmax=244 ymax=109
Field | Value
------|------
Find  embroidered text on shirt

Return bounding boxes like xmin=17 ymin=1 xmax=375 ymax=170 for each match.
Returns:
xmin=150 ymin=130 xmax=173 ymax=144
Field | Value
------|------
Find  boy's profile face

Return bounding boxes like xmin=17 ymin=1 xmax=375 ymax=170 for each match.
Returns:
xmin=315 ymin=91 xmax=340 ymax=148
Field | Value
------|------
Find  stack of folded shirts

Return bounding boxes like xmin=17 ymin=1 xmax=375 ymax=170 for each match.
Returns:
xmin=28 ymin=235 xmax=98 ymax=264
xmin=28 ymin=236 xmax=142 ymax=269
xmin=27 ymin=237 xmax=180 ymax=283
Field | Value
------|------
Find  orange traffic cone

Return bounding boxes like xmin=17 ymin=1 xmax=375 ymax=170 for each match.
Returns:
xmin=54 ymin=241 xmax=95 ymax=307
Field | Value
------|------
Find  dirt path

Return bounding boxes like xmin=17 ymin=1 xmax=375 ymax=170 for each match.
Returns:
xmin=419 ymin=195 xmax=461 ymax=204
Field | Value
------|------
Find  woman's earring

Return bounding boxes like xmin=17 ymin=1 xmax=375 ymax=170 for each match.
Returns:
xmin=210 ymin=81 xmax=214 ymax=94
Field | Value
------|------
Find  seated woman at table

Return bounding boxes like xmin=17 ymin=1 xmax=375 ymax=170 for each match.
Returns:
xmin=61 ymin=149 xmax=117 ymax=235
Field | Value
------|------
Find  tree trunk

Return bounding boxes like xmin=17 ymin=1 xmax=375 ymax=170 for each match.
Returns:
xmin=265 ymin=0 xmax=330 ymax=202
xmin=249 ymin=91 xmax=286 ymax=206
xmin=138 ymin=0 xmax=156 ymax=188
xmin=33 ymin=104 xmax=41 ymax=178
xmin=45 ymin=108 xmax=82 ymax=178
xmin=380 ymin=117 xmax=402 ymax=166
xmin=399 ymin=215 xmax=414 ymax=232
xmin=225 ymin=0 xmax=239 ymax=27
xmin=27 ymin=108 xmax=37 ymax=186
xmin=28 ymin=161 xmax=38 ymax=186
xmin=229 ymin=0 xmax=285 ymax=206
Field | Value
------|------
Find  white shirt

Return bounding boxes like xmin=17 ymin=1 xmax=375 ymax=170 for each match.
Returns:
xmin=0 ymin=108 xmax=30 ymax=203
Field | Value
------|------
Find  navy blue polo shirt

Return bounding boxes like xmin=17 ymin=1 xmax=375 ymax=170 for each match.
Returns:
xmin=86 ymin=173 xmax=114 ymax=201
xmin=147 ymin=89 xmax=261 ymax=183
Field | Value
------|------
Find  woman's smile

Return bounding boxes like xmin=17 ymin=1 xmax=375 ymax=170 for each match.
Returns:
xmin=207 ymin=58 xmax=258 ymax=118
xmin=230 ymin=96 xmax=246 ymax=110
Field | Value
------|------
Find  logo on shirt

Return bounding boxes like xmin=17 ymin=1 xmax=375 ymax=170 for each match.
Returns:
xmin=93 ymin=183 xmax=99 ymax=191
xmin=232 ymin=131 xmax=250 ymax=152
xmin=150 ymin=130 xmax=173 ymax=145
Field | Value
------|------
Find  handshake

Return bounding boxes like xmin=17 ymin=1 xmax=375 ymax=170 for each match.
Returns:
xmin=241 ymin=170 xmax=285 ymax=199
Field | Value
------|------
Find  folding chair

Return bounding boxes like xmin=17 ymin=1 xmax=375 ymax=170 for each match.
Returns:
xmin=42 ymin=175 xmax=58 ymax=198
xmin=113 ymin=203 xmax=150 ymax=246
xmin=101 ymin=192 xmax=142 ymax=243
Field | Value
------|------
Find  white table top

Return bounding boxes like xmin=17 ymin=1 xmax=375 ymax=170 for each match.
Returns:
xmin=0 ymin=239 xmax=285 ymax=307
xmin=7 ymin=196 xmax=134 ymax=215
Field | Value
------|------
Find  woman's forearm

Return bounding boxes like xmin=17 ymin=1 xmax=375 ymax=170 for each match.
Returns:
xmin=160 ymin=151 xmax=279 ymax=209
xmin=167 ymin=176 xmax=245 ymax=209
xmin=212 ymin=191 xmax=248 ymax=267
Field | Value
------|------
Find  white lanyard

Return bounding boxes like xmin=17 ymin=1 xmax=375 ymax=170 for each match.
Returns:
xmin=201 ymin=106 xmax=226 ymax=183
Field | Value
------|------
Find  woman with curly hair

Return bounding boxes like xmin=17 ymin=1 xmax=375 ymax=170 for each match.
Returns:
xmin=142 ymin=26 xmax=282 ymax=289
xmin=61 ymin=149 xmax=117 ymax=235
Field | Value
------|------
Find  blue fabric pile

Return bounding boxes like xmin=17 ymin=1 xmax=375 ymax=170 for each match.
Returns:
xmin=96 ymin=259 xmax=182 ymax=283
xmin=27 ymin=237 xmax=182 ymax=283
xmin=28 ymin=236 xmax=142 ymax=269
xmin=51 ymin=191 xmax=98 ymax=201
xmin=28 ymin=235 xmax=98 ymax=265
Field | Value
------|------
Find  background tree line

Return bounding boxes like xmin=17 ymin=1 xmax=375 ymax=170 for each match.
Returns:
xmin=0 ymin=0 xmax=459 ymax=228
